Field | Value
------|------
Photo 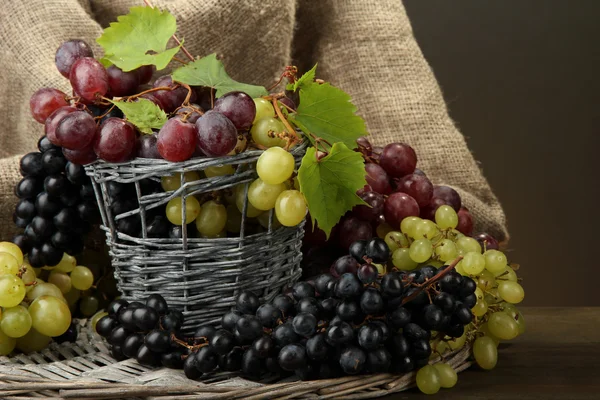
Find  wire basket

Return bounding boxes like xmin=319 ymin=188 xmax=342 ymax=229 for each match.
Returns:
xmin=84 ymin=142 xmax=307 ymax=333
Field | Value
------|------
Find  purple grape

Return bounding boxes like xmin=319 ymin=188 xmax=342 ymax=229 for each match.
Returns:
xmin=107 ymin=65 xmax=140 ymax=97
xmin=473 ymin=232 xmax=500 ymax=251
xmin=213 ymin=91 xmax=256 ymax=130
xmin=55 ymin=39 xmax=94 ymax=78
xmin=433 ymin=185 xmax=462 ymax=211
xmin=365 ymin=163 xmax=392 ymax=195
xmin=330 ymin=255 xmax=359 ymax=277
xmin=379 ymin=143 xmax=417 ymax=178
xmin=383 ymin=193 xmax=420 ymax=229
xmin=136 ymin=134 xmax=162 ymax=159
xmin=394 ymin=173 xmax=433 ymax=207
xmin=195 ymin=111 xmax=238 ymax=157
xmin=352 ymin=191 xmax=384 ymax=222
xmin=339 ymin=216 xmax=373 ymax=250
xmin=358 ymin=264 xmax=378 ymax=284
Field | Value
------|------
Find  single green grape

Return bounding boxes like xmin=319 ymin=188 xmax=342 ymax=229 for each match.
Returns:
xmin=455 ymin=261 xmax=467 ymax=276
xmin=225 ymin=204 xmax=243 ymax=233
xmin=0 ymin=275 xmax=26 ymax=308
xmin=48 ymin=271 xmax=72 ymax=294
xmin=456 ymin=237 xmax=482 ymax=254
xmin=0 ymin=242 xmax=24 ymax=266
xmin=498 ymin=266 xmax=518 ymax=282
xmin=256 ymin=147 xmax=295 ymax=185
xmin=205 ymin=165 xmax=235 ymax=177
xmin=472 ymin=298 xmax=488 ymax=317
xmin=253 ymin=98 xmax=276 ymax=123
xmin=161 ymin=171 xmax=201 ymax=192
xmin=433 ymin=363 xmax=458 ymax=388
xmin=483 ymin=249 xmax=507 ymax=274
xmin=0 ymin=305 xmax=32 ymax=338
xmin=20 ymin=265 xmax=37 ymax=285
xmin=446 ymin=331 xmax=467 ymax=350
xmin=484 ymin=287 xmax=501 ymax=305
xmin=431 ymin=339 xmax=449 ymax=357
xmin=416 ymin=365 xmax=441 ymax=395
xmin=473 ymin=336 xmax=498 ymax=370
xmin=91 ymin=311 xmax=108 ymax=333
xmin=424 ymin=259 xmax=444 ymax=268
xmin=384 ymin=231 xmax=410 ymax=253
xmin=275 ymin=190 xmax=307 ymax=227
xmin=235 ymin=185 xmax=263 ymax=218
xmin=16 ymin=328 xmax=50 ymax=353
xmin=435 ymin=239 xmax=457 ymax=262
xmin=461 ymin=251 xmax=486 ymax=275
xmin=478 ymin=322 xmax=500 ymax=346
xmin=166 ymin=196 xmax=201 ymax=225
xmin=392 ymin=248 xmax=418 ymax=271
xmin=54 ymin=253 xmax=76 ymax=273
xmin=79 ymin=295 xmax=100 ymax=317
xmin=250 ymin=117 xmax=287 ymax=148
xmin=498 ymin=281 xmax=525 ymax=304
xmin=372 ymin=262 xmax=386 ymax=275
xmin=475 ymin=287 xmax=484 ymax=300
xmin=70 ymin=266 xmax=94 ymax=291
xmin=488 ymin=311 xmax=519 ymax=340
xmin=376 ymin=223 xmax=393 ymax=239
xmin=0 ymin=252 xmax=19 ymax=276
xmin=400 ymin=216 xmax=421 ymax=238
xmin=413 ymin=220 xmax=439 ymax=240
xmin=477 ymin=270 xmax=496 ymax=291
xmin=257 ymin=211 xmax=282 ymax=230
xmin=196 ymin=201 xmax=228 ymax=237
xmin=0 ymin=327 xmax=16 ymax=355
xmin=435 ymin=205 xmax=459 ymax=229
xmin=29 ymin=295 xmax=71 ymax=337
xmin=409 ymin=239 xmax=433 ymax=263
xmin=248 ymin=178 xmax=287 ymax=211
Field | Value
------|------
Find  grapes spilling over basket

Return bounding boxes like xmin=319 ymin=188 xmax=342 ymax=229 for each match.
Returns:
xmin=1 ymin=4 xmax=524 ymax=397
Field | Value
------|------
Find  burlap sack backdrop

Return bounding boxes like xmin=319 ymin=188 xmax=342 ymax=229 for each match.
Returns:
xmin=0 ymin=0 xmax=508 ymax=243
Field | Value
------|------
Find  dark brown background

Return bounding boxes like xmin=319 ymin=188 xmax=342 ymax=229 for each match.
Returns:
xmin=403 ymin=0 xmax=600 ymax=306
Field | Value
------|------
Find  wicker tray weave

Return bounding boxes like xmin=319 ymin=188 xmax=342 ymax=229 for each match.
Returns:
xmin=0 ymin=320 xmax=473 ymax=400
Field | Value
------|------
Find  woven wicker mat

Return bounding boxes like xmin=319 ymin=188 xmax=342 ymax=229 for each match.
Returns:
xmin=0 ymin=320 xmax=472 ymax=399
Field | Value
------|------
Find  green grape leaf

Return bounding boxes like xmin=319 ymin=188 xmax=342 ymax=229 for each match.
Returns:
xmin=171 ymin=54 xmax=268 ymax=98
xmin=289 ymin=63 xmax=317 ymax=92
xmin=298 ymin=143 xmax=367 ymax=238
xmin=97 ymin=6 xmax=180 ymax=72
xmin=109 ymin=98 xmax=168 ymax=134
xmin=289 ymin=82 xmax=367 ymax=150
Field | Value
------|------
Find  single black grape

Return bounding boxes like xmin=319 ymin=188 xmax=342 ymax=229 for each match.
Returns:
xmin=306 ymin=333 xmax=329 ymax=361
xmin=454 ymin=304 xmax=473 ymax=324
xmin=116 ymin=216 xmax=141 ymax=237
xmin=95 ymin=315 xmax=117 ymax=337
xmin=161 ymin=310 xmax=184 ymax=332
xmin=334 ymin=273 xmax=362 ymax=298
xmin=13 ymin=214 xmax=30 ymax=229
xmin=393 ymin=355 xmax=415 ymax=373
xmin=459 ymin=277 xmax=478 ymax=298
xmin=419 ymin=265 xmax=438 ymax=279
xmin=50 ymin=230 xmax=74 ymax=252
xmin=403 ymin=323 xmax=430 ymax=342
xmin=161 ymin=349 xmax=186 ymax=369
xmin=381 ymin=272 xmax=404 ymax=298
xmin=27 ymin=246 xmax=44 ymax=268
xmin=107 ymin=299 xmax=129 ymax=317
xmin=330 ymin=255 xmax=359 ymax=277
xmin=272 ymin=294 xmax=295 ymax=316
xmin=348 ymin=239 xmax=368 ymax=262
xmin=195 ymin=325 xmax=217 ymax=342
xmin=145 ymin=294 xmax=168 ymax=315
xmin=320 ymin=297 xmax=338 ymax=319
xmin=360 ymin=288 xmax=385 ymax=315
xmin=296 ymin=297 xmax=321 ymax=318
xmin=236 ymin=316 xmax=263 ymax=342
xmin=314 ymin=274 xmax=335 ymax=297
xmin=434 ymin=292 xmax=456 ymax=314
xmin=292 ymin=312 xmax=317 ymax=337
xmin=255 ymin=304 xmax=282 ymax=328
xmin=272 ymin=323 xmax=300 ymax=347
xmin=365 ymin=237 xmax=390 ymax=263
xmin=357 ymin=324 xmax=383 ymax=351
xmin=235 ymin=291 xmax=260 ymax=314
xmin=41 ymin=148 xmax=67 ymax=175
xmin=372 ymin=320 xmax=390 ymax=342
xmin=357 ymin=263 xmax=378 ymax=284
xmin=195 ymin=346 xmax=218 ymax=373
xmin=30 ymin=216 xmax=54 ymax=239
xmin=221 ymin=310 xmax=243 ymax=332
xmin=111 ymin=345 xmax=127 ymax=361
xmin=65 ymin=161 xmax=87 ymax=185
xmin=218 ymin=347 xmax=244 ymax=371
xmin=15 ymin=199 xmax=36 ymax=221
xmin=35 ymin=192 xmax=61 ymax=217
xmin=366 ymin=348 xmax=391 ymax=373
xmin=136 ymin=344 xmax=162 ymax=367
xmin=387 ymin=306 xmax=411 ymax=329
xmin=38 ymin=136 xmax=58 ymax=152
xmin=339 ymin=346 xmax=366 ymax=375
xmin=40 ymin=242 xmax=62 ymax=266
xmin=336 ymin=299 xmax=361 ymax=322
xmin=77 ymin=201 xmax=99 ymax=223
xmin=146 ymin=215 xmax=170 ymax=238
xmin=325 ymin=321 xmax=354 ymax=346
xmin=132 ymin=306 xmax=159 ymax=331
xmin=241 ymin=348 xmax=263 ymax=380
xmin=389 ymin=334 xmax=411 ymax=357
xmin=12 ymin=234 xmax=32 ymax=255
xmin=422 ymin=304 xmax=444 ymax=330
xmin=292 ymin=281 xmax=316 ymax=300
xmin=278 ymin=343 xmax=307 ymax=372
xmin=183 ymin=353 xmax=202 ymax=379
xmin=462 ymin=293 xmax=477 ymax=309
xmin=15 ymin=177 xmax=43 ymax=199
xmin=251 ymin=335 xmax=275 ymax=358
xmin=210 ymin=329 xmax=235 ymax=355
xmin=411 ymin=339 xmax=432 ymax=359
xmin=145 ymin=329 xmax=172 ymax=353
xmin=20 ymin=152 xmax=44 ymax=177
xmin=108 ymin=326 xmax=129 ymax=346
xmin=439 ymin=272 xmax=463 ymax=294
xmin=44 ymin=175 xmax=70 ymax=198
xmin=122 ymin=333 xmax=145 ymax=358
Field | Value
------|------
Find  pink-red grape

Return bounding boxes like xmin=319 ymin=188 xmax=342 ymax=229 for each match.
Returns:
xmin=45 ymin=106 xmax=77 ymax=145
xmin=473 ymin=232 xmax=499 ymax=251
xmin=433 ymin=185 xmax=462 ymax=211
xmin=69 ymin=57 xmax=109 ymax=102
xmin=136 ymin=65 xmax=155 ymax=84
xmin=157 ymin=119 xmax=197 ymax=162
xmin=420 ymin=197 xmax=447 ymax=221
xmin=352 ymin=191 xmax=384 ymax=222
xmin=63 ymin=145 xmax=97 ymax=165
xmin=195 ymin=111 xmax=238 ymax=157
xmin=365 ymin=163 xmax=392 ymax=195
xmin=135 ymin=134 xmax=162 ymax=159
xmin=379 ymin=142 xmax=417 ymax=178
xmin=152 ymin=76 xmax=193 ymax=112
xmin=213 ymin=91 xmax=256 ymax=130
xmin=55 ymin=39 xmax=93 ymax=78
xmin=55 ymin=111 xmax=97 ymax=150
xmin=383 ymin=192 xmax=420 ymax=229
xmin=94 ymin=118 xmax=136 ymax=163
xmin=456 ymin=207 xmax=473 ymax=235
xmin=30 ymin=88 xmax=69 ymax=123
xmin=339 ymin=216 xmax=373 ymax=250
xmin=394 ymin=173 xmax=433 ymax=207
xmin=107 ymin=65 xmax=140 ymax=97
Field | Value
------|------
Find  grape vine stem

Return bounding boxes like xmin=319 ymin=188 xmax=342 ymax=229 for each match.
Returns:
xmin=142 ymin=0 xmax=195 ymax=62
xmin=400 ymin=255 xmax=463 ymax=306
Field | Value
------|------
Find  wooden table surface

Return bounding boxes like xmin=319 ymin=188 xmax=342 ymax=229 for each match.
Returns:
xmin=386 ymin=307 xmax=600 ymax=399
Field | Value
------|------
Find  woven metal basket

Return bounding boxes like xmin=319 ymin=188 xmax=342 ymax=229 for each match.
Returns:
xmin=84 ymin=142 xmax=307 ymax=333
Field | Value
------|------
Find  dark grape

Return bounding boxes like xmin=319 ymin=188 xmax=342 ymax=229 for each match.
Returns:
xmin=15 ymin=199 xmax=36 ymax=221
xmin=357 ymin=324 xmax=383 ymax=350
xmin=195 ymin=346 xmax=218 ymax=373
xmin=40 ymin=242 xmax=62 ymax=266
xmin=381 ymin=272 xmax=404 ymax=298
xmin=16 ymin=177 xmax=43 ymax=199
xmin=161 ymin=310 xmax=184 ymax=332
xmin=107 ymin=65 xmax=140 ymax=96
xmin=272 ymin=294 xmax=295 ymax=316
xmin=320 ymin=297 xmax=339 ymax=318
xmin=394 ymin=173 xmax=434 ymax=207
xmin=278 ymin=343 xmax=307 ymax=371
xmin=393 ymin=355 xmax=415 ymax=373
xmin=365 ymin=237 xmax=390 ymax=263
xmin=459 ymin=278 xmax=477 ymax=298
xmin=379 ymin=142 xmax=417 ymax=178
xmin=235 ymin=315 xmax=263 ymax=342
xmin=462 ymin=293 xmax=477 ymax=309
xmin=411 ymin=339 xmax=432 ymax=359
xmin=360 ymin=288 xmax=384 ymax=315
xmin=29 ymin=88 xmax=69 ymax=123
xmin=236 ymin=291 xmax=260 ymax=315
xmin=296 ymin=297 xmax=321 ymax=318
xmin=135 ymin=134 xmax=162 ymax=159
xmin=183 ymin=353 xmax=202 ymax=379
xmin=20 ymin=152 xmax=44 ymax=177
xmin=30 ymin=216 xmax=54 ymax=239
xmin=136 ymin=344 xmax=162 ymax=367
xmin=218 ymin=348 xmax=244 ymax=371
xmin=132 ymin=306 xmax=159 ymax=331
xmin=122 ymin=333 xmax=145 ymax=358
xmin=54 ymin=323 xmax=78 ymax=343
xmin=473 ymin=232 xmax=500 ymax=251
xmin=422 ymin=304 xmax=444 ymax=330
xmin=292 ymin=281 xmax=315 ymax=301
xmin=38 ymin=135 xmax=59 ymax=152
xmin=12 ymin=234 xmax=32 ymax=255
xmin=352 ymin=191 xmax=385 ymax=222
xmin=145 ymin=294 xmax=168 ymax=315
xmin=389 ymin=334 xmax=411 ymax=357
xmin=55 ymin=39 xmax=93 ymax=78
xmin=334 ymin=273 xmax=362 ymax=299
xmin=69 ymin=57 xmax=109 ymax=102
xmin=35 ymin=192 xmax=60 ymax=217
xmin=55 ymin=111 xmax=97 ymax=150
xmin=306 ymin=333 xmax=330 ymax=361
xmin=403 ymin=323 xmax=430 ymax=342
xmin=454 ymin=304 xmax=473 ymax=324
xmin=95 ymin=315 xmax=117 ymax=337
xmin=439 ymin=272 xmax=463 ymax=294
xmin=210 ymin=329 xmax=235 ymax=355
xmin=118 ymin=308 xmax=138 ymax=331
xmin=212 ymin=91 xmax=256 ymax=130
xmin=77 ymin=201 xmax=99 ymax=223
xmin=161 ymin=349 xmax=186 ymax=369
xmin=145 ymin=329 xmax=172 ymax=352
xmin=365 ymin=163 xmax=392 ymax=194
xmin=330 ymin=255 xmax=359 ymax=277
xmin=314 ymin=274 xmax=335 ymax=297
xmin=338 ymin=216 xmax=373 ymax=250
xmin=94 ymin=118 xmax=137 ymax=163
xmin=221 ymin=310 xmax=243 ymax=332
xmin=241 ymin=348 xmax=262 ymax=379
xmin=339 ymin=346 xmax=366 ymax=375
xmin=433 ymin=185 xmax=462 ymax=211
xmin=456 ymin=207 xmax=473 ymax=235
xmin=194 ymin=325 xmax=217 ymax=341
xmin=42 ymin=148 xmax=67 ymax=175
xmin=108 ymin=326 xmax=129 ymax=346
xmin=383 ymin=192 xmax=420 ymax=229
xmin=357 ymin=263 xmax=378 ymax=284
xmin=325 ymin=321 xmax=354 ymax=346
xmin=272 ymin=323 xmax=300 ymax=347
xmin=43 ymin=175 xmax=69 ymax=198
xmin=348 ymin=240 xmax=367 ymax=263
xmin=195 ymin=110 xmax=238 ymax=157
xmin=366 ymin=348 xmax=391 ymax=373
xmin=446 ymin=323 xmax=465 ymax=338
xmin=157 ymin=118 xmax=197 ymax=162
xmin=292 ymin=312 xmax=317 ymax=337
xmin=152 ymin=75 xmax=191 ymax=112
xmin=256 ymin=304 xmax=282 ymax=328
xmin=251 ymin=335 xmax=275 ymax=358
xmin=111 ymin=345 xmax=127 ymax=361
xmin=387 ymin=306 xmax=411 ymax=329
xmin=107 ymin=299 xmax=129 ymax=317
xmin=434 ymin=292 xmax=456 ymax=314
